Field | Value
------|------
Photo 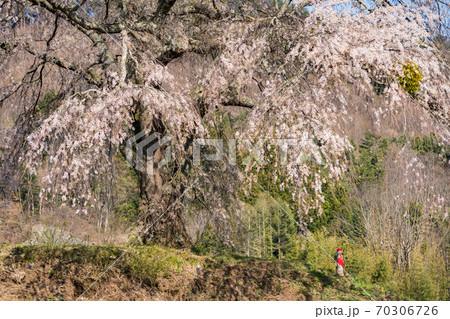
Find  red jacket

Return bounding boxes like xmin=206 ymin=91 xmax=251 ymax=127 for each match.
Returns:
xmin=336 ymin=254 xmax=344 ymax=268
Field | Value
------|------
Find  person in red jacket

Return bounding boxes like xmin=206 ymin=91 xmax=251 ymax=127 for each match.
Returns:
xmin=335 ymin=248 xmax=345 ymax=277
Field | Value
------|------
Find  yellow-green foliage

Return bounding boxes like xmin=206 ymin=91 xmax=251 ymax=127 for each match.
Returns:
xmin=302 ymin=233 xmax=447 ymax=300
xmin=303 ymin=232 xmax=382 ymax=283
xmin=398 ymin=61 xmax=422 ymax=96
xmin=393 ymin=245 xmax=447 ymax=301
xmin=303 ymin=232 xmax=343 ymax=273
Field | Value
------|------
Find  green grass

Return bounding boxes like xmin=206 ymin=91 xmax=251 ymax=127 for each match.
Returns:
xmin=2 ymin=244 xmax=394 ymax=300
xmin=8 ymin=244 xmax=205 ymax=287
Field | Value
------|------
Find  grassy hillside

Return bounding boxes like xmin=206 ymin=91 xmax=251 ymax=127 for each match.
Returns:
xmin=0 ymin=244 xmax=393 ymax=301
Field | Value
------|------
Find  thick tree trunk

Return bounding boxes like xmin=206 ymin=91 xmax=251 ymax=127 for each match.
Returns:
xmin=140 ymin=184 xmax=192 ymax=248
xmin=135 ymin=106 xmax=191 ymax=248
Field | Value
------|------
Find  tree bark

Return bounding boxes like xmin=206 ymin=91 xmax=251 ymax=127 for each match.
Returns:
xmin=135 ymin=104 xmax=191 ymax=247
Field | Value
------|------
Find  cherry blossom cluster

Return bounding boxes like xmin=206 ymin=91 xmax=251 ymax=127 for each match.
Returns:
xmin=23 ymin=67 xmax=204 ymax=206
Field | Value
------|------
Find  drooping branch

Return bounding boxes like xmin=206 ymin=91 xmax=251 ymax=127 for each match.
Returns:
xmin=153 ymin=0 xmax=177 ymax=23
xmin=277 ymin=0 xmax=312 ymax=18
xmin=120 ymin=28 xmax=129 ymax=85
xmin=23 ymin=46 xmax=103 ymax=86
xmin=355 ymin=0 xmax=370 ymax=11
xmin=28 ymin=0 xmax=121 ymax=34
xmin=277 ymin=0 xmax=292 ymax=17
xmin=26 ymin=0 xmax=117 ymax=69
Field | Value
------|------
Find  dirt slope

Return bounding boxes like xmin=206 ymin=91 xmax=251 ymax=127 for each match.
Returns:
xmin=0 ymin=245 xmax=392 ymax=301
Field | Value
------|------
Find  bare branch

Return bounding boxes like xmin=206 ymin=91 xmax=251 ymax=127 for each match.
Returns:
xmin=153 ymin=0 xmax=177 ymax=23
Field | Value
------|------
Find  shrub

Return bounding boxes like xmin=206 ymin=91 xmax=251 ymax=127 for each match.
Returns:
xmin=398 ymin=61 xmax=422 ymax=96
xmin=356 ymin=132 xmax=389 ymax=183
xmin=20 ymin=170 xmax=40 ymax=214
xmin=397 ymin=245 xmax=448 ymax=300
xmin=301 ymin=233 xmax=447 ymax=300
xmin=371 ymin=257 xmax=391 ymax=284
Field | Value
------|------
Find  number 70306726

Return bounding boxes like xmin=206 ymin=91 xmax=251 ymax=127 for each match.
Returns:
xmin=376 ymin=306 xmax=438 ymax=316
